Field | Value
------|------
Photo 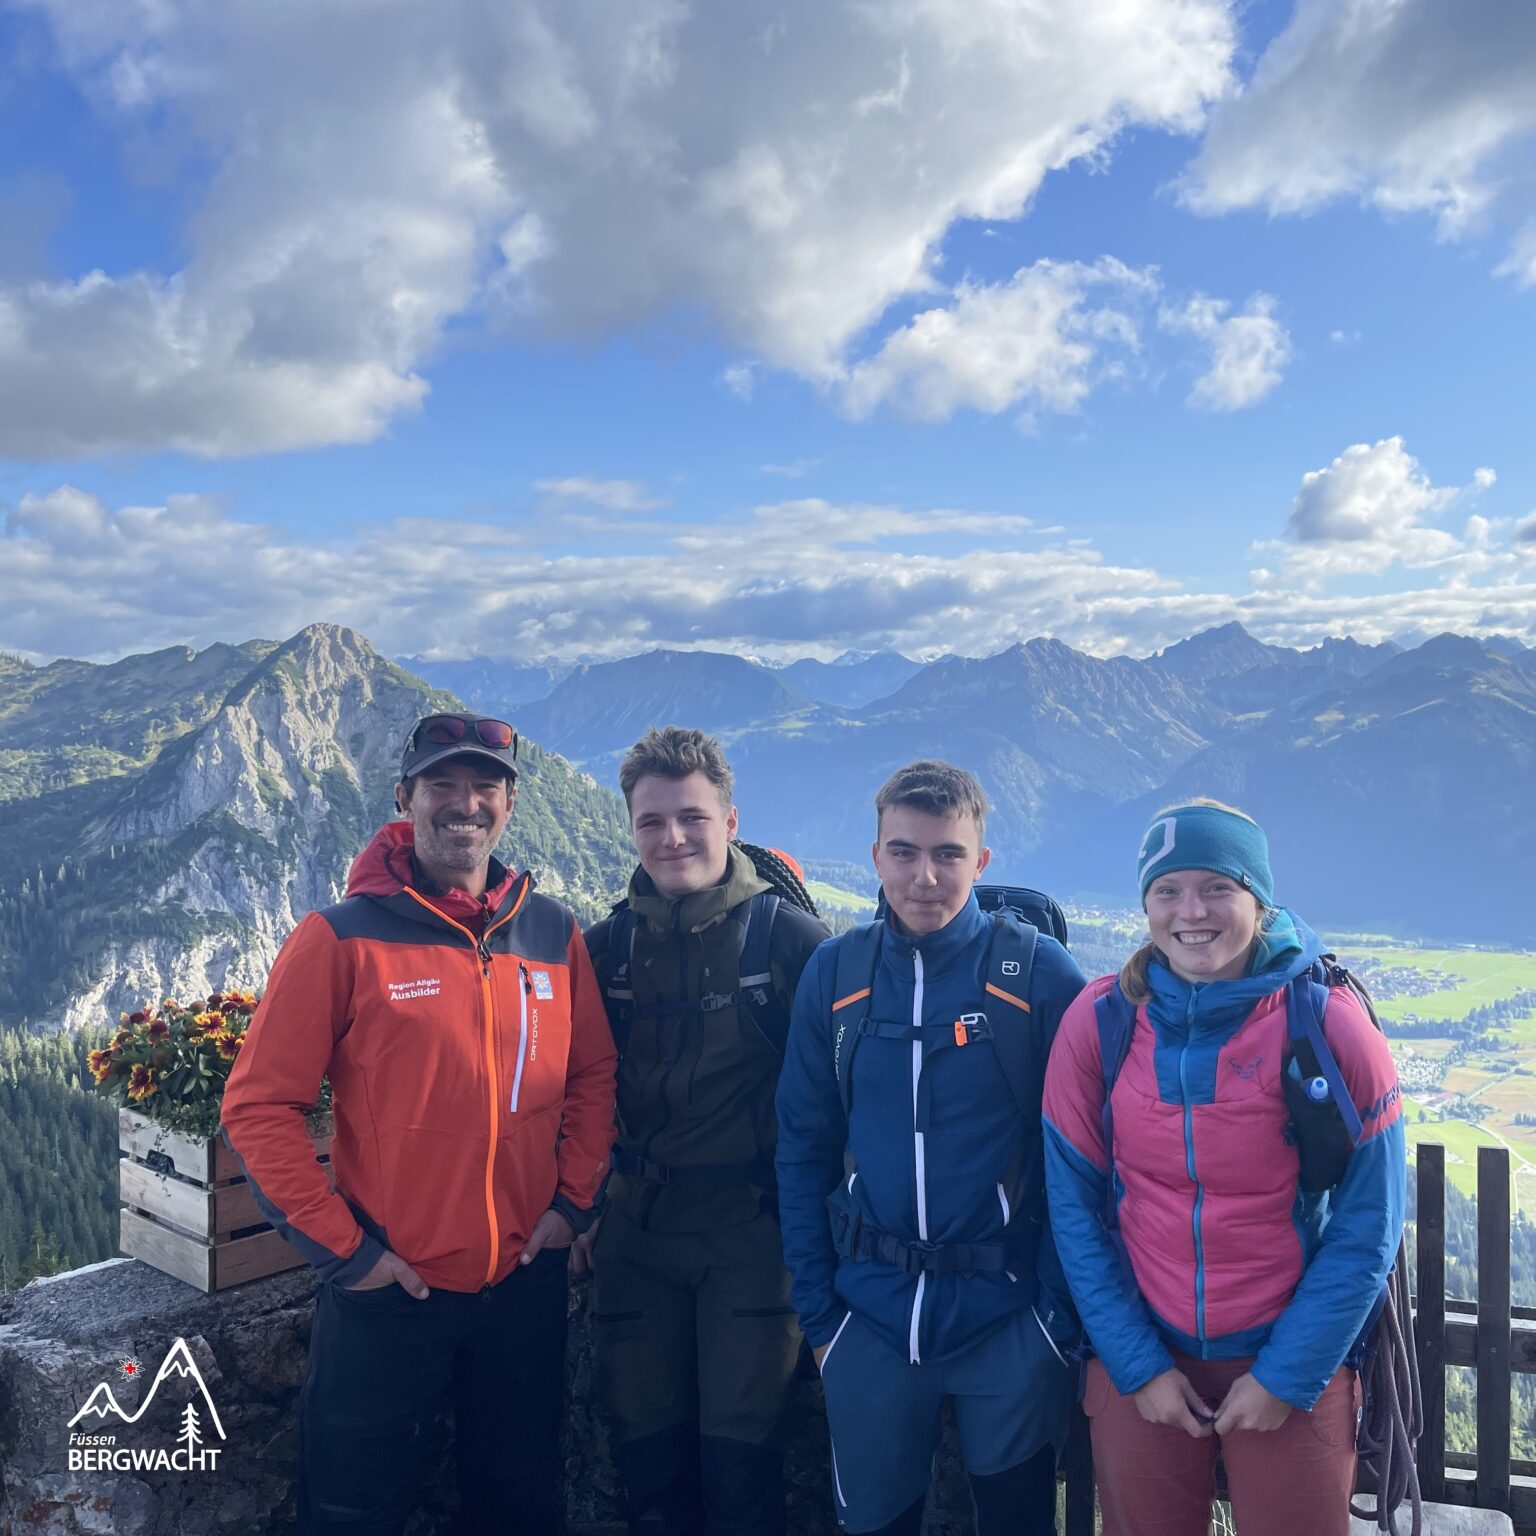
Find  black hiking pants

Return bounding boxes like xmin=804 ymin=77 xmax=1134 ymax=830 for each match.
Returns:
xmin=297 ymin=1244 xmax=568 ymax=1536
xmin=593 ymin=1206 xmax=801 ymax=1536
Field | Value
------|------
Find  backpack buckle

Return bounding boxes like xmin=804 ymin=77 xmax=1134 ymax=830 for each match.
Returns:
xmin=699 ymin=992 xmax=733 ymax=1013
xmin=953 ymin=1011 xmax=991 ymax=1046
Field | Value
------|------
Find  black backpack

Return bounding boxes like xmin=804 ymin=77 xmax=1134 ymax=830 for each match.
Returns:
xmin=821 ymin=885 xmax=1068 ymax=1279
xmin=841 ymin=884 xmax=1069 ymax=1123
xmin=602 ymin=840 xmax=821 ymax=1059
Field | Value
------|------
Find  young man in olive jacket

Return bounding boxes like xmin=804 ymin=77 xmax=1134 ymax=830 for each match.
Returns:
xmin=577 ymin=727 xmax=830 ymax=1536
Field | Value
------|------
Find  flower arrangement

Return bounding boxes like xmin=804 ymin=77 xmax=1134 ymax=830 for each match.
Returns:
xmin=89 ymin=991 xmax=327 ymax=1140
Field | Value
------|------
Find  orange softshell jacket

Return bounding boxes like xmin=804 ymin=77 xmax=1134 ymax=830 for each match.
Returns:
xmin=222 ymin=822 xmax=618 ymax=1292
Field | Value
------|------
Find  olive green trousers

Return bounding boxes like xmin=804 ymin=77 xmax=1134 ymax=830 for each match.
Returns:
xmin=593 ymin=1205 xmax=803 ymax=1536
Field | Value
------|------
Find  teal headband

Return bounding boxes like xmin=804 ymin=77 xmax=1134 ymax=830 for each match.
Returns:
xmin=1136 ymin=803 xmax=1274 ymax=909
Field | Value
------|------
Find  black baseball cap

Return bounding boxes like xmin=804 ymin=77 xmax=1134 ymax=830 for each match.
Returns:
xmin=399 ymin=712 xmax=519 ymax=783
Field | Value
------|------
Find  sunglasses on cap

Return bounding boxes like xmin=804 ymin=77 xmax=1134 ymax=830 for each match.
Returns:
xmin=410 ymin=714 xmax=517 ymax=754
xmin=400 ymin=712 xmax=519 ymax=782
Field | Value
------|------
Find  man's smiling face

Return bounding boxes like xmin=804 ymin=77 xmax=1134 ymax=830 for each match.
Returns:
xmin=872 ymin=802 xmax=990 ymax=937
xmin=629 ymin=770 xmax=737 ymax=898
xmin=399 ymin=756 xmax=514 ymax=885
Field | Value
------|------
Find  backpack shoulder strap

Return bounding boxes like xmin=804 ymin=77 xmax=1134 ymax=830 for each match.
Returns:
xmin=1092 ymin=982 xmax=1138 ymax=1228
xmin=735 ymin=890 xmax=785 ymax=1051
xmin=1286 ymin=961 xmax=1365 ymax=1146
xmin=602 ymin=902 xmax=638 ymax=1057
xmin=983 ymin=911 xmax=1040 ymax=1121
xmin=830 ymin=922 xmax=883 ymax=1118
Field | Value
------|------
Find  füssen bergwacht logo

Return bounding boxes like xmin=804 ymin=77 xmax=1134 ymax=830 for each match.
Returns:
xmin=66 ymin=1336 xmax=225 ymax=1471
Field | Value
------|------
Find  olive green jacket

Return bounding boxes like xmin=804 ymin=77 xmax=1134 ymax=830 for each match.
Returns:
xmin=585 ymin=846 xmax=829 ymax=1232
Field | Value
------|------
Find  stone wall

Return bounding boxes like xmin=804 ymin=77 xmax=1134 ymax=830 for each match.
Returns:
xmin=0 ymin=1258 xmax=971 ymax=1536
xmin=1 ymin=1260 xmax=1514 ymax=1536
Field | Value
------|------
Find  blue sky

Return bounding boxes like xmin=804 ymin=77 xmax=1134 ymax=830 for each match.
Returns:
xmin=1 ymin=0 xmax=1534 ymax=663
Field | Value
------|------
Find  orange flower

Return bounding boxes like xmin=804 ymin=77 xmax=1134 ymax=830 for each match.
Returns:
xmin=127 ymin=1064 xmax=158 ymax=1101
xmin=214 ymin=1032 xmax=242 ymax=1060
xmin=88 ymin=1049 xmax=113 ymax=1083
xmin=113 ymin=1028 xmax=132 ymax=1048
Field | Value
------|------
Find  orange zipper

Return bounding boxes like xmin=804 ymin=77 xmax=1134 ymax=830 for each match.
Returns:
xmin=403 ymin=878 xmax=530 ymax=1287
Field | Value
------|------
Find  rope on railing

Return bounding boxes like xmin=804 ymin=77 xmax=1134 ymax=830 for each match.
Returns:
xmin=1351 ymin=1239 xmax=1424 ymax=1536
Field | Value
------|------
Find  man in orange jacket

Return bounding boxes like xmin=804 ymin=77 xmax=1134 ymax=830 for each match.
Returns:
xmin=222 ymin=711 xmax=617 ymax=1536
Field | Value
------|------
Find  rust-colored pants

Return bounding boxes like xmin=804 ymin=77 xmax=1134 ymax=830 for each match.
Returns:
xmin=1084 ymin=1352 xmax=1361 ymax=1536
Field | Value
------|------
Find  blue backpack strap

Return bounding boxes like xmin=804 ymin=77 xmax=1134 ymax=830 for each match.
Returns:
xmin=604 ymin=904 xmax=638 ymax=1057
xmin=983 ymin=911 xmax=1040 ymax=1121
xmin=1094 ymin=984 xmax=1138 ymax=1228
xmin=1287 ymin=962 xmax=1365 ymax=1147
xmin=830 ymin=921 xmax=883 ymax=1118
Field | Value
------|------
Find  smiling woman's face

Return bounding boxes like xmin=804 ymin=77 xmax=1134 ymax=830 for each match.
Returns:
xmin=1144 ymin=868 xmax=1263 ymax=983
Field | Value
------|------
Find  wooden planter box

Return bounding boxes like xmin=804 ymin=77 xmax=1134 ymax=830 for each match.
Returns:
xmin=118 ymin=1107 xmax=334 ymax=1292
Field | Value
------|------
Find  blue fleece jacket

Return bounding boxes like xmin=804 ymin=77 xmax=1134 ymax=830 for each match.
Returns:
xmin=775 ymin=892 xmax=1087 ymax=1363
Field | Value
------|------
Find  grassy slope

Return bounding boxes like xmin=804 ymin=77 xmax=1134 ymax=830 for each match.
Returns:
xmin=1344 ymin=942 xmax=1536 ymax=1210
xmin=806 ymin=880 xmax=875 ymax=913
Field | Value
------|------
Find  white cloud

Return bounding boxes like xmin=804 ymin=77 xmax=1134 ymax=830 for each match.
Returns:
xmin=1158 ymin=292 xmax=1290 ymax=411
xmin=721 ymin=363 xmax=761 ymax=402
xmin=7 ymin=446 xmax=1536 ymax=665
xmin=532 ymin=477 xmax=668 ymax=512
xmin=1496 ymin=222 xmax=1536 ymax=286
xmin=760 ymin=459 xmax=819 ymax=478
xmin=841 ymin=259 xmax=1155 ymax=422
xmin=1181 ymin=0 xmax=1536 ymax=260
xmin=1252 ymin=436 xmax=1503 ymax=588
xmin=6 ymin=0 xmax=1235 ymax=455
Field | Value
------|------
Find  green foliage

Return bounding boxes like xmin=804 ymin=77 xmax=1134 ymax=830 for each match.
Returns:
xmin=0 ymin=1026 xmax=118 ymax=1291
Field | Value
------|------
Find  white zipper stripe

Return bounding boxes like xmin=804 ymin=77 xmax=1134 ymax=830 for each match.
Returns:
xmin=909 ymin=949 xmax=926 ymax=1364
xmin=912 ymin=950 xmax=927 ymax=1240
xmin=831 ymin=1443 xmax=848 ymax=1509
xmin=912 ymin=1042 xmax=927 ymax=1239
xmin=509 ymin=967 xmax=530 ymax=1112
xmin=1033 ymin=1304 xmax=1072 ymax=1369
xmin=998 ymin=1182 xmax=1011 ymax=1226
xmin=909 ymin=1272 xmax=926 ymax=1363
xmin=819 ymin=1310 xmax=853 ymax=1373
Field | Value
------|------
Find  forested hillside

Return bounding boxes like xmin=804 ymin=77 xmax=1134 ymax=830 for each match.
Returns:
xmin=0 ymin=1026 xmax=115 ymax=1290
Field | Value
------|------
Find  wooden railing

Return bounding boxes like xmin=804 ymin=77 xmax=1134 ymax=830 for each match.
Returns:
xmin=1056 ymin=1142 xmax=1532 ymax=1534
xmin=1413 ymin=1143 xmax=1534 ymax=1529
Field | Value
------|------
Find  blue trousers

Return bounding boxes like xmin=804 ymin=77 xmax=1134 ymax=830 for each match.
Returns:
xmin=817 ymin=1304 xmax=1072 ymax=1532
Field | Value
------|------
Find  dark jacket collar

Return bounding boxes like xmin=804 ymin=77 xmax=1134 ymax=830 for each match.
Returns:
xmin=627 ymin=843 xmax=769 ymax=935
xmin=878 ymin=889 xmax=991 ymax=980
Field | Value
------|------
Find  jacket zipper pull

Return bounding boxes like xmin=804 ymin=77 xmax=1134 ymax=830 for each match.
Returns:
xmin=478 ymin=939 xmax=492 ymax=973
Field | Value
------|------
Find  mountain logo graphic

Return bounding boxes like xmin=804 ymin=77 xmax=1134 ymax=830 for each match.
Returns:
xmin=69 ymin=1336 xmax=226 ymax=1440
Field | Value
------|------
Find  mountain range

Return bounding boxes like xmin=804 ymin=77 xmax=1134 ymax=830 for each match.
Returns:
xmin=442 ymin=624 xmax=1536 ymax=945
xmin=3 ymin=620 xmax=1533 ymax=1036
xmin=0 ymin=626 xmax=632 ymax=1033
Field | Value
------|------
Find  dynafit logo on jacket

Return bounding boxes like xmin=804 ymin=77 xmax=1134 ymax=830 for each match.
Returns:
xmin=66 ymin=1337 xmax=225 ymax=1471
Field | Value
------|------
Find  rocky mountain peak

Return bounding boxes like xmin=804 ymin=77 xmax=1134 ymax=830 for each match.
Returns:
xmin=1146 ymin=622 xmax=1289 ymax=685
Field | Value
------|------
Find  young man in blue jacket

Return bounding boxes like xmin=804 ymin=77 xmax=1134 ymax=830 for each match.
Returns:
xmin=775 ymin=761 xmax=1086 ymax=1536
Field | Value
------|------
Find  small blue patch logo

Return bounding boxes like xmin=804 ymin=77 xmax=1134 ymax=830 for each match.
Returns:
xmin=530 ymin=970 xmax=554 ymax=1000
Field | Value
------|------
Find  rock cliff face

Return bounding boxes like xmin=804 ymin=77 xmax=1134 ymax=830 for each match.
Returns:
xmin=0 ymin=625 xmax=633 ymax=1034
